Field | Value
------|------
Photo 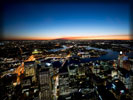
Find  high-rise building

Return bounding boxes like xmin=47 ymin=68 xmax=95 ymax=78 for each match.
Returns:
xmin=77 ymin=64 xmax=86 ymax=78
xmin=24 ymin=61 xmax=37 ymax=83
xmin=123 ymin=60 xmax=131 ymax=71
xmin=67 ymin=64 xmax=78 ymax=76
xmin=118 ymin=51 xmax=128 ymax=69
xmin=39 ymin=68 xmax=52 ymax=100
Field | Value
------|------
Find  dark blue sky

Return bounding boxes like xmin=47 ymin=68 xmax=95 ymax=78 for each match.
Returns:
xmin=3 ymin=3 xmax=130 ymax=39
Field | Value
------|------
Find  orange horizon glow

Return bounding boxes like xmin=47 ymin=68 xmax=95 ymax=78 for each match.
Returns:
xmin=2 ymin=35 xmax=133 ymax=40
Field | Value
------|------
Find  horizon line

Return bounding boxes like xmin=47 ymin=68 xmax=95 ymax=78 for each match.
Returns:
xmin=1 ymin=35 xmax=133 ymax=40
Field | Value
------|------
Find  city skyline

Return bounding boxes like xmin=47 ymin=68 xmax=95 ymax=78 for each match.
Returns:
xmin=3 ymin=3 xmax=131 ymax=40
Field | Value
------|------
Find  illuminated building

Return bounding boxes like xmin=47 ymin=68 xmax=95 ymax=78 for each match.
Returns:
xmin=32 ymin=49 xmax=42 ymax=55
xmin=113 ymin=60 xmax=117 ymax=69
xmin=118 ymin=51 xmax=128 ymax=69
xmin=21 ymin=76 xmax=32 ymax=95
xmin=24 ymin=61 xmax=37 ymax=83
xmin=39 ymin=68 xmax=52 ymax=100
xmin=123 ymin=60 xmax=131 ymax=71
xmin=59 ymin=72 xmax=74 ymax=96
xmin=77 ymin=64 xmax=86 ymax=78
xmin=111 ymin=70 xmax=118 ymax=78
xmin=67 ymin=64 xmax=78 ymax=76
xmin=93 ymin=62 xmax=100 ymax=74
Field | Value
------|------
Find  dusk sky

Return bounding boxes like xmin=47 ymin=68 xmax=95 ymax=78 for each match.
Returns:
xmin=3 ymin=3 xmax=130 ymax=40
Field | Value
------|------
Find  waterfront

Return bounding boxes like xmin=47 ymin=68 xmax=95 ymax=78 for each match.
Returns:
xmin=0 ymin=40 xmax=133 ymax=100
xmin=50 ymin=45 xmax=133 ymax=62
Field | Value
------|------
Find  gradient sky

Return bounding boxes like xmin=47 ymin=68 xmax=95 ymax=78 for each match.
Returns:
xmin=3 ymin=3 xmax=130 ymax=39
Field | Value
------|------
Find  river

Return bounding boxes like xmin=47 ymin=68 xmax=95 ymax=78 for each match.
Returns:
xmin=49 ymin=45 xmax=133 ymax=61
